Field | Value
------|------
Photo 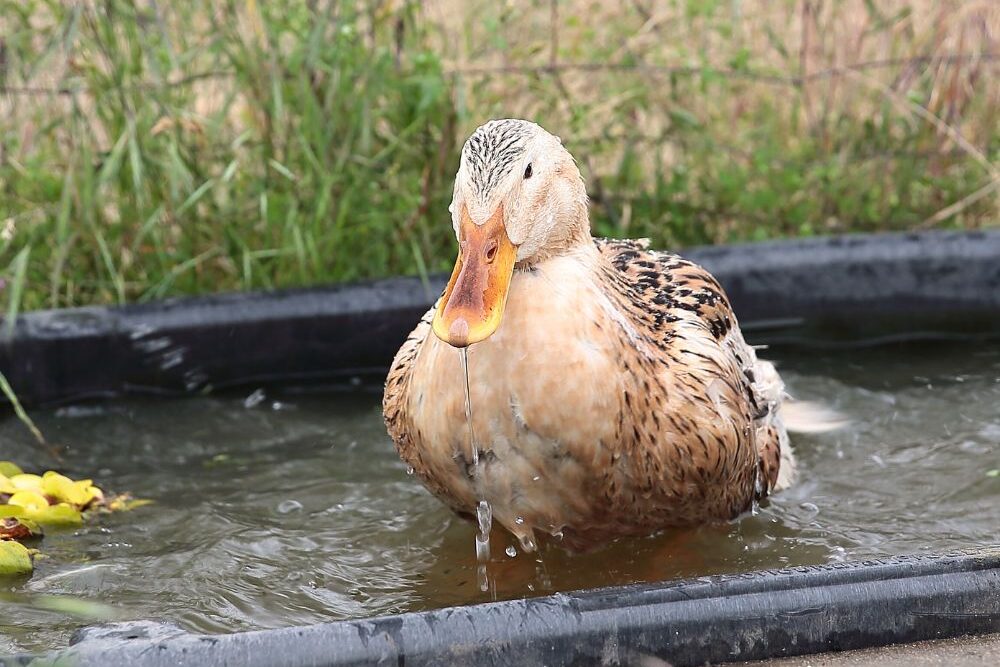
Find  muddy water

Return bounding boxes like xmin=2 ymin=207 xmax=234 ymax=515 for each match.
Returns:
xmin=1 ymin=341 xmax=997 ymax=653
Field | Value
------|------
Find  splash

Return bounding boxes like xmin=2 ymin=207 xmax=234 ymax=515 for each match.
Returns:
xmin=475 ymin=500 xmax=492 ymax=592
xmin=751 ymin=457 xmax=764 ymax=516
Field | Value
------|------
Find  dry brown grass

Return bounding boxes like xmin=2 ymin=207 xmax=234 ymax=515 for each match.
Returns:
xmin=429 ymin=0 xmax=998 ymax=187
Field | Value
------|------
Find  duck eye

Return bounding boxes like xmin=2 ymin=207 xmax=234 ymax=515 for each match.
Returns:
xmin=523 ymin=163 xmax=533 ymax=179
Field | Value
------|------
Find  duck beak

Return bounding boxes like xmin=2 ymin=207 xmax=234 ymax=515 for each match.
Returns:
xmin=432 ymin=204 xmax=517 ymax=348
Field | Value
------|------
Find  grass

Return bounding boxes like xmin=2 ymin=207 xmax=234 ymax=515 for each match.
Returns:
xmin=1 ymin=0 xmax=997 ymax=314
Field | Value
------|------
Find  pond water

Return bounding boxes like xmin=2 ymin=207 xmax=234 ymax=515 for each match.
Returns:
xmin=1 ymin=341 xmax=998 ymax=654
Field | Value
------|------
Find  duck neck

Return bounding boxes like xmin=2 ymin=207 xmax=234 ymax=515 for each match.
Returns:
xmin=516 ymin=198 xmax=593 ymax=269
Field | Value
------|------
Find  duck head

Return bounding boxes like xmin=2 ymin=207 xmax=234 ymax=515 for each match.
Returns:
xmin=432 ymin=119 xmax=590 ymax=348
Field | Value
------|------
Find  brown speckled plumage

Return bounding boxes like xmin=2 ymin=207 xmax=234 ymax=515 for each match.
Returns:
xmin=383 ymin=120 xmax=794 ymax=552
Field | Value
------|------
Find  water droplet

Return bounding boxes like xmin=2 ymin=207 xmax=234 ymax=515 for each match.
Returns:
xmin=518 ymin=533 xmax=537 ymax=552
xmin=799 ymin=502 xmax=819 ymax=515
xmin=514 ymin=516 xmax=525 ymax=525
xmin=505 ymin=545 xmax=517 ymax=558
xmin=243 ymin=388 xmax=266 ymax=409
xmin=532 ymin=475 xmax=541 ymax=482
xmin=405 ymin=466 xmax=415 ymax=475
xmin=277 ymin=500 xmax=303 ymax=514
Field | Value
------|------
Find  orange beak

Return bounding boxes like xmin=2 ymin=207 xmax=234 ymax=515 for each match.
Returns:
xmin=432 ymin=204 xmax=517 ymax=347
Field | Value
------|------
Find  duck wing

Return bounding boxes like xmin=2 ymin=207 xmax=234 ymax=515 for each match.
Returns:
xmin=594 ymin=237 xmax=793 ymax=494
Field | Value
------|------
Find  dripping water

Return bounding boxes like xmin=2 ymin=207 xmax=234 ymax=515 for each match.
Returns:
xmin=475 ymin=500 xmax=492 ymax=592
xmin=460 ymin=348 xmax=493 ymax=594
xmin=459 ymin=348 xmax=478 ymax=467
xmin=751 ymin=456 xmax=763 ymax=516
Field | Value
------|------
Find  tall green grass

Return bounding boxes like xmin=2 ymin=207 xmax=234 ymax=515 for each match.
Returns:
xmin=2 ymin=0 xmax=458 ymax=312
xmin=1 ymin=0 xmax=997 ymax=314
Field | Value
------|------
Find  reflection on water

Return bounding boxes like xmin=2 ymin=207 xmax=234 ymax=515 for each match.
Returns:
xmin=1 ymin=341 xmax=998 ymax=653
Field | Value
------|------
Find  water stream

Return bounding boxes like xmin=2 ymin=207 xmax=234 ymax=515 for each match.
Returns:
xmin=460 ymin=347 xmax=493 ymax=593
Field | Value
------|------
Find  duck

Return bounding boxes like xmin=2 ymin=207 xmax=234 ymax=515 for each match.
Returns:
xmin=383 ymin=118 xmax=797 ymax=553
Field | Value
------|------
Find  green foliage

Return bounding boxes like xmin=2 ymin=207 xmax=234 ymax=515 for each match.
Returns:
xmin=0 ymin=1 xmax=996 ymax=311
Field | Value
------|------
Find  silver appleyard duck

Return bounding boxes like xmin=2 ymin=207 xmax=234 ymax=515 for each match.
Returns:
xmin=383 ymin=119 xmax=799 ymax=553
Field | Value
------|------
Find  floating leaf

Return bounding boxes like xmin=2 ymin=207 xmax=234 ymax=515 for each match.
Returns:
xmin=0 ymin=505 xmax=26 ymax=519
xmin=0 ymin=541 xmax=33 ymax=575
xmin=9 ymin=474 xmax=44 ymax=492
xmin=0 ymin=462 xmax=23 ymax=477
xmin=6 ymin=492 xmax=82 ymax=526
xmin=7 ymin=490 xmax=49 ymax=512
xmin=42 ymin=471 xmax=101 ymax=507
xmin=1 ymin=464 xmax=141 ymax=577
xmin=106 ymin=495 xmax=154 ymax=512
xmin=29 ymin=504 xmax=83 ymax=527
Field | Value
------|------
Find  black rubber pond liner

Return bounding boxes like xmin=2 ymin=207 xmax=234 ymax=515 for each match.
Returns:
xmin=2 ymin=230 xmax=1000 ymax=665
xmin=3 ymin=549 xmax=998 ymax=666
xmin=2 ymin=229 xmax=999 ymax=408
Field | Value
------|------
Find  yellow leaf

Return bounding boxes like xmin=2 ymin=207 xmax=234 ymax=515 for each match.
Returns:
xmin=41 ymin=472 xmax=92 ymax=507
xmin=86 ymin=484 xmax=105 ymax=503
xmin=0 ymin=541 xmax=33 ymax=576
xmin=30 ymin=503 xmax=82 ymax=526
xmin=107 ymin=496 xmax=153 ymax=512
xmin=0 ymin=505 xmax=27 ymax=519
xmin=10 ymin=474 xmax=44 ymax=492
xmin=7 ymin=491 xmax=49 ymax=512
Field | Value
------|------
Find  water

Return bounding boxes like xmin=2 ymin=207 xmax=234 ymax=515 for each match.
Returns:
xmin=461 ymin=347 xmax=493 ymax=593
xmin=459 ymin=349 xmax=479 ymax=467
xmin=1 ymin=341 xmax=998 ymax=653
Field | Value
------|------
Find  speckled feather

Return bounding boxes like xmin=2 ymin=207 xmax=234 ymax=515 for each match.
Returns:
xmin=383 ymin=237 xmax=793 ymax=552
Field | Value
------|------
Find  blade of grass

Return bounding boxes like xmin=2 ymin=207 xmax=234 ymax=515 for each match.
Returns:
xmin=3 ymin=247 xmax=30 ymax=339
xmin=0 ymin=370 xmax=61 ymax=461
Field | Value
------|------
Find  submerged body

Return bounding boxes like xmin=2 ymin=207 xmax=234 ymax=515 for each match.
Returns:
xmin=383 ymin=119 xmax=795 ymax=552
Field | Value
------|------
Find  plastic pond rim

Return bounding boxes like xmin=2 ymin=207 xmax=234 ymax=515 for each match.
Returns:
xmin=3 ymin=549 xmax=999 ymax=666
